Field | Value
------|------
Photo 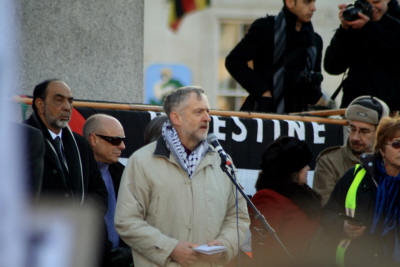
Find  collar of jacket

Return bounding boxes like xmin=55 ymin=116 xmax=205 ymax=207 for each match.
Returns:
xmin=29 ymin=111 xmax=57 ymax=141
xmin=359 ymin=152 xmax=380 ymax=187
xmin=153 ymin=135 xmax=213 ymax=158
xmin=29 ymin=112 xmax=85 ymax=204
xmin=283 ymin=6 xmax=297 ymax=27
xmin=378 ymin=13 xmax=396 ymax=27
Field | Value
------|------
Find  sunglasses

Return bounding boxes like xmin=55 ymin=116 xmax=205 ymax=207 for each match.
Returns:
xmin=95 ymin=134 xmax=125 ymax=146
xmin=386 ymin=141 xmax=400 ymax=149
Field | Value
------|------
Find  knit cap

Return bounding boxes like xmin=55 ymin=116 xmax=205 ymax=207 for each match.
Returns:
xmin=345 ymin=96 xmax=389 ymax=125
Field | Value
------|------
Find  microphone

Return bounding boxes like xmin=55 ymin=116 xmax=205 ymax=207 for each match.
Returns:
xmin=207 ymin=134 xmax=231 ymax=165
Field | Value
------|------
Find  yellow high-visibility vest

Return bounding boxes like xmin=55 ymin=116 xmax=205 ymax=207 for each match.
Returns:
xmin=336 ymin=164 xmax=366 ymax=267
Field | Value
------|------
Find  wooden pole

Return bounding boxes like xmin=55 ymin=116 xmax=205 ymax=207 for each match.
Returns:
xmin=12 ymin=96 xmax=348 ymax=125
xmin=290 ymin=108 xmax=346 ymax=117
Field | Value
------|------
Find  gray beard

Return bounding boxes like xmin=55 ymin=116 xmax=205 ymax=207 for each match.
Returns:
xmin=44 ymin=104 xmax=70 ymax=130
xmin=45 ymin=111 xmax=69 ymax=130
xmin=52 ymin=119 xmax=69 ymax=129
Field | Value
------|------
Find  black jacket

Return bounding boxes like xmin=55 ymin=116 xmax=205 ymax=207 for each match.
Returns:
xmin=225 ymin=7 xmax=323 ymax=114
xmin=18 ymin=123 xmax=45 ymax=201
xmin=324 ymin=14 xmax=400 ymax=111
xmin=25 ymin=112 xmax=108 ymax=212
xmin=321 ymin=153 xmax=397 ymax=267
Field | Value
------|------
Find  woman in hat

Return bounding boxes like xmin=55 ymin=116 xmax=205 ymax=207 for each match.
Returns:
xmin=250 ymin=136 xmax=321 ymax=267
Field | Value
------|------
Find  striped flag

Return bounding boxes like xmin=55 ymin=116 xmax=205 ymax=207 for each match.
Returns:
xmin=169 ymin=0 xmax=210 ymax=32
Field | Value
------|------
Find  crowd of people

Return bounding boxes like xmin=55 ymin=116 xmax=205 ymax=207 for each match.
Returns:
xmin=23 ymin=83 xmax=400 ymax=267
xmin=226 ymin=0 xmax=400 ymax=115
xmin=24 ymin=82 xmax=251 ymax=267
xmin=20 ymin=0 xmax=400 ymax=266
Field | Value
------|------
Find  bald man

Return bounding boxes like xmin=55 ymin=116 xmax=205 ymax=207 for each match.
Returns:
xmin=83 ymin=114 xmax=133 ymax=267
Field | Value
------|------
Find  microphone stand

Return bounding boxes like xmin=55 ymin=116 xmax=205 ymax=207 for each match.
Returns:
xmin=220 ymin=159 xmax=297 ymax=266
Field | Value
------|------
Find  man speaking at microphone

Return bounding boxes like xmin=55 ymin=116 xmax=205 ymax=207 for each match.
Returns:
xmin=115 ymin=86 xmax=250 ymax=267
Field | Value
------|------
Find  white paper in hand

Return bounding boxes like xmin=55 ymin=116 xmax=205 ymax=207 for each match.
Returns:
xmin=192 ymin=244 xmax=227 ymax=255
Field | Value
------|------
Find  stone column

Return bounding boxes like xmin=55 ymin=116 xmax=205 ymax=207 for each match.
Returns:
xmin=16 ymin=0 xmax=143 ymax=104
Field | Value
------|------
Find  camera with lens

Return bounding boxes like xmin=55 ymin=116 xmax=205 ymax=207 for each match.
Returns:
xmin=295 ymin=71 xmax=323 ymax=84
xmin=343 ymin=0 xmax=372 ymax=21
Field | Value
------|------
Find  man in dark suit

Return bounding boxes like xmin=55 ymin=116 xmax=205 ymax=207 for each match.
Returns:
xmin=18 ymin=123 xmax=45 ymax=201
xmin=25 ymin=78 xmax=108 ymax=212
xmin=83 ymin=114 xmax=133 ymax=267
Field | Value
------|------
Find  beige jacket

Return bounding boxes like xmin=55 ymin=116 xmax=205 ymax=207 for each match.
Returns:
xmin=115 ymin=138 xmax=250 ymax=267
xmin=313 ymin=139 xmax=361 ymax=206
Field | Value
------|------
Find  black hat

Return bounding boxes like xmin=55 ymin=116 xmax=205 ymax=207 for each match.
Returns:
xmin=260 ymin=136 xmax=312 ymax=177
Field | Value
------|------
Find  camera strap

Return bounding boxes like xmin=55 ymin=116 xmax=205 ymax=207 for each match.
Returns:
xmin=272 ymin=46 xmax=306 ymax=73
xmin=330 ymin=70 xmax=348 ymax=101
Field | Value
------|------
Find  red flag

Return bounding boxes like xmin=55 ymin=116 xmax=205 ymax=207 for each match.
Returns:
xmin=169 ymin=0 xmax=210 ymax=32
xmin=69 ymin=108 xmax=86 ymax=136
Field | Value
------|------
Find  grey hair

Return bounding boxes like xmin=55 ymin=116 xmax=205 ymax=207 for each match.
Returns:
xmin=163 ymin=86 xmax=205 ymax=116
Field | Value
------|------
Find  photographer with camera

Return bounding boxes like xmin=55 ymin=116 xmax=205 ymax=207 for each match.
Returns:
xmin=324 ymin=0 xmax=400 ymax=112
xmin=225 ymin=0 xmax=323 ymax=114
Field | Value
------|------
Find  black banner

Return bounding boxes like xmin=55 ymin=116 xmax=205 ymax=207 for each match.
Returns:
xmin=76 ymin=107 xmax=344 ymax=171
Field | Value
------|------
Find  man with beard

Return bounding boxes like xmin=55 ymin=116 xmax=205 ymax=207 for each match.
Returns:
xmin=25 ymin=79 xmax=108 ymax=208
xmin=25 ymin=79 xmax=110 ymax=266
xmin=313 ymin=96 xmax=389 ymax=206
xmin=115 ymin=86 xmax=250 ymax=267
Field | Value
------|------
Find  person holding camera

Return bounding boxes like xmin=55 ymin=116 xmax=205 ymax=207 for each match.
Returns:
xmin=225 ymin=0 xmax=323 ymax=114
xmin=324 ymin=0 xmax=400 ymax=112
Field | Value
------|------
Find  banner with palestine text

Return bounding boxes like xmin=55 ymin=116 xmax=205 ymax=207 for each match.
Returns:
xmin=71 ymin=107 xmax=344 ymax=195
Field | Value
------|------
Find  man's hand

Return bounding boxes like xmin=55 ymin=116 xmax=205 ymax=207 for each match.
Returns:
xmin=343 ymin=220 xmax=366 ymax=239
xmin=338 ymin=4 xmax=370 ymax=29
xmin=262 ymin=90 xmax=272 ymax=97
xmin=195 ymin=240 xmax=223 ymax=263
xmin=170 ymin=241 xmax=198 ymax=267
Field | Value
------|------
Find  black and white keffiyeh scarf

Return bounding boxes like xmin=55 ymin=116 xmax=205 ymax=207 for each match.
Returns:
xmin=161 ymin=120 xmax=208 ymax=178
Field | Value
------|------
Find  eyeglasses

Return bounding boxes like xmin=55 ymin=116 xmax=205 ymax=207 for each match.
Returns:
xmin=95 ymin=134 xmax=125 ymax=146
xmin=386 ymin=141 xmax=400 ymax=149
xmin=347 ymin=126 xmax=376 ymax=136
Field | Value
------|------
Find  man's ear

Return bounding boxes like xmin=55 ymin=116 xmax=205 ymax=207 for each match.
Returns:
xmin=88 ymin=134 xmax=97 ymax=148
xmin=286 ymin=0 xmax=295 ymax=9
xmin=35 ymin=98 xmax=45 ymax=114
xmin=169 ymin=111 xmax=182 ymax=126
